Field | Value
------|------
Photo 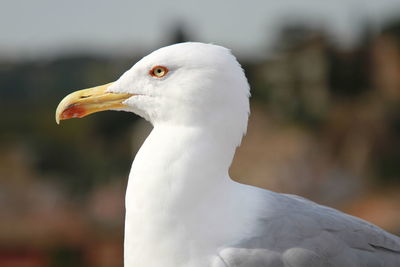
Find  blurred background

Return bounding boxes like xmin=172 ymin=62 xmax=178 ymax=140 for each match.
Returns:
xmin=1 ymin=0 xmax=400 ymax=266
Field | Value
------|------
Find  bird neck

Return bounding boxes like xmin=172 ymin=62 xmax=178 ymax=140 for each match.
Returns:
xmin=124 ymin=124 xmax=256 ymax=266
xmin=128 ymin=124 xmax=237 ymax=197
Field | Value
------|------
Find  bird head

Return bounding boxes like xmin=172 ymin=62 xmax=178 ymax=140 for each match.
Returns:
xmin=56 ymin=42 xmax=250 ymax=144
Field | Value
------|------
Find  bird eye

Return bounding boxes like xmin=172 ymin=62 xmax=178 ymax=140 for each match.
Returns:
xmin=150 ymin=66 xmax=168 ymax=78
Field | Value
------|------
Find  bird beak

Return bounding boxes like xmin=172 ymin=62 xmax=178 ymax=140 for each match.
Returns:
xmin=55 ymin=82 xmax=133 ymax=124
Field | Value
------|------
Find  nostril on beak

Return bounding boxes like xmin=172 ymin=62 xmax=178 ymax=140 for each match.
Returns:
xmin=80 ymin=95 xmax=91 ymax=99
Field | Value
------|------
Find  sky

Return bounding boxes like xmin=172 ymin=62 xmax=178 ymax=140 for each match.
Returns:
xmin=1 ymin=0 xmax=400 ymax=60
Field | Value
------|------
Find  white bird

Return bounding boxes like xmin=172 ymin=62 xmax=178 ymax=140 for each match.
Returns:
xmin=56 ymin=42 xmax=400 ymax=267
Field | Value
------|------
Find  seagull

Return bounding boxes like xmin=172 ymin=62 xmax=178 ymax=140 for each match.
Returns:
xmin=56 ymin=42 xmax=400 ymax=267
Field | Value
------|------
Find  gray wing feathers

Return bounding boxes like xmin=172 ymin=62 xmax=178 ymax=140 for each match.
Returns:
xmin=217 ymin=194 xmax=400 ymax=267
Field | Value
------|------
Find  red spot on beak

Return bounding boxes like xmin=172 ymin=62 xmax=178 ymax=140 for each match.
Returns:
xmin=61 ymin=104 xmax=86 ymax=120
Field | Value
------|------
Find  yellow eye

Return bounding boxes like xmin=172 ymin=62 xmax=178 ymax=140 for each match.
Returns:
xmin=150 ymin=66 xmax=168 ymax=78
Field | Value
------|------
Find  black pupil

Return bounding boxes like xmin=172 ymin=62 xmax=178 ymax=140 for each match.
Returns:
xmin=157 ymin=69 xmax=162 ymax=73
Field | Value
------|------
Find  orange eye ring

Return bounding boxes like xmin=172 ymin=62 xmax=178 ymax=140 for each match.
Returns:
xmin=149 ymin=65 xmax=169 ymax=78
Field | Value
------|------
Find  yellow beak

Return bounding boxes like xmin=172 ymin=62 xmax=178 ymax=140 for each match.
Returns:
xmin=55 ymin=82 xmax=133 ymax=124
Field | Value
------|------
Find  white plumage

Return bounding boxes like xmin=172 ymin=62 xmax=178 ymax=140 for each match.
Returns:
xmin=59 ymin=42 xmax=400 ymax=267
